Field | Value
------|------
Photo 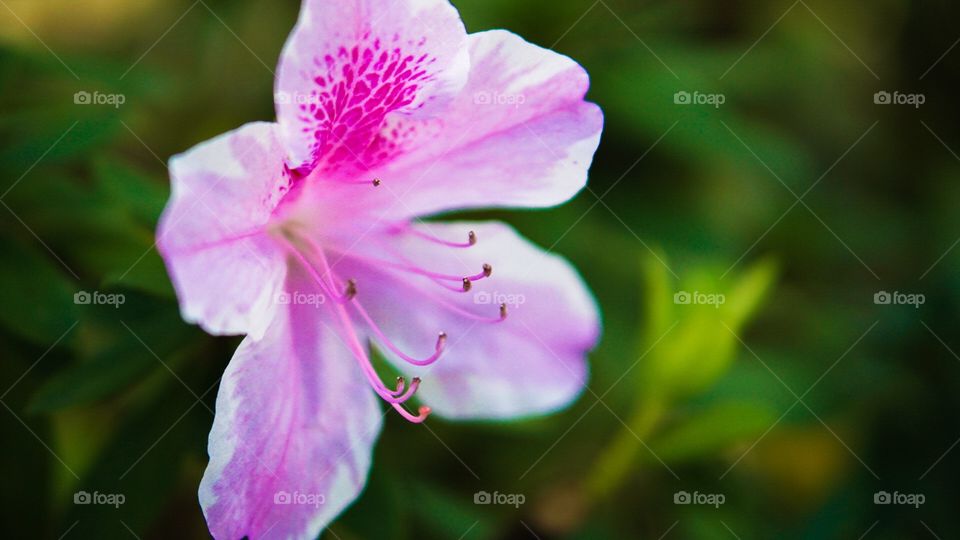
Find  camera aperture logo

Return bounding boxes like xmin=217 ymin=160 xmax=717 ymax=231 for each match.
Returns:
xmin=274 ymin=91 xmax=323 ymax=106
xmin=674 ymin=290 xmax=725 ymax=308
xmin=73 ymin=91 xmax=126 ymax=108
xmin=473 ymin=490 xmax=525 ymax=508
xmin=74 ymin=490 xmax=125 ymax=508
xmin=874 ymin=91 xmax=925 ymax=108
xmin=274 ymin=490 xmax=325 ymax=508
xmin=74 ymin=290 xmax=125 ymax=308
xmin=276 ymin=291 xmax=326 ymax=308
xmin=874 ymin=290 xmax=924 ymax=309
xmin=674 ymin=490 xmax=725 ymax=508
xmin=474 ymin=90 xmax=526 ymax=108
xmin=474 ymin=290 xmax=526 ymax=308
xmin=874 ymin=490 xmax=924 ymax=508
xmin=674 ymin=90 xmax=725 ymax=108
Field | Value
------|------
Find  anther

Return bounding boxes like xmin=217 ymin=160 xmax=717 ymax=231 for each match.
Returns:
xmin=372 ymin=178 xmax=382 ymax=187
xmin=468 ymin=231 xmax=477 ymax=246
xmin=344 ymin=279 xmax=358 ymax=300
xmin=462 ymin=278 xmax=472 ymax=292
xmin=482 ymin=264 xmax=492 ymax=277
xmin=499 ymin=303 xmax=508 ymax=320
xmin=390 ymin=403 xmax=432 ymax=423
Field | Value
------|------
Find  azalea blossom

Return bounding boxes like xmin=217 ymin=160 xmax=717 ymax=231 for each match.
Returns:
xmin=157 ymin=0 xmax=603 ymax=537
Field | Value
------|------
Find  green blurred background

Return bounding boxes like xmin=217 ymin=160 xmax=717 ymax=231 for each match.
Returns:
xmin=2 ymin=0 xmax=958 ymax=538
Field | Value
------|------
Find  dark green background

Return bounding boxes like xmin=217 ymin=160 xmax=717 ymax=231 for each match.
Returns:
xmin=1 ymin=0 xmax=958 ymax=538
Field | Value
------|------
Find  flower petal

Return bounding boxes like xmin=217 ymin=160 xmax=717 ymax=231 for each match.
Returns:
xmin=275 ymin=0 xmax=469 ymax=176
xmin=355 ymin=29 xmax=603 ymax=219
xmin=337 ymin=221 xmax=600 ymax=419
xmin=157 ymin=122 xmax=291 ymax=340
xmin=200 ymin=266 xmax=383 ymax=540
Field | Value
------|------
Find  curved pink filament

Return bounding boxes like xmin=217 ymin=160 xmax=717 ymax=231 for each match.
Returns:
xmin=329 ymin=293 xmax=418 ymax=405
xmin=352 ymin=299 xmax=445 ymax=366
xmin=392 ymin=403 xmax=431 ymax=423
xmin=342 ymin=252 xmax=491 ymax=283
xmin=390 ymin=222 xmax=476 ymax=248
xmin=416 ymin=286 xmax=508 ymax=324
xmin=281 ymin=237 xmax=416 ymax=406
xmin=328 ymin=177 xmax=381 ymax=186
xmin=278 ymin=237 xmax=353 ymax=304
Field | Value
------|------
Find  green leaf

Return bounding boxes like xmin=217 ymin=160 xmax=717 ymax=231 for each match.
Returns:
xmin=651 ymin=400 xmax=779 ymax=463
xmin=641 ymin=256 xmax=778 ymax=400
xmin=335 ymin=472 xmax=406 ymax=539
xmin=92 ymin=155 xmax=167 ymax=226
xmin=0 ymin=341 xmax=56 ymax=536
xmin=56 ymin=377 xmax=208 ymax=538
xmin=0 ymin=236 xmax=78 ymax=346
xmin=29 ymin=294 xmax=198 ymax=412
xmin=3 ymin=165 xmax=173 ymax=298
xmin=0 ymin=114 xmax=121 ymax=174
xmin=406 ymin=481 xmax=498 ymax=540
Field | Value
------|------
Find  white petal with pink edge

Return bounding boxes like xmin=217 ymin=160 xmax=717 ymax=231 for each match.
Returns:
xmin=199 ymin=266 xmax=383 ymax=540
xmin=329 ymin=221 xmax=600 ymax=419
xmin=158 ymin=122 xmax=290 ymax=340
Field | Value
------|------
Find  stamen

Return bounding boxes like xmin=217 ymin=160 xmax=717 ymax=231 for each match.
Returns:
xmin=350 ymin=299 xmax=446 ymax=366
xmin=391 ymin=377 xmax=421 ymax=402
xmin=278 ymin=237 xmax=353 ymax=304
xmin=409 ymin=285 xmax=509 ymax=324
xmin=462 ymin=278 xmax=472 ymax=292
xmin=347 ymin=252 xmax=493 ymax=285
xmin=330 ymin=177 xmax=382 ymax=186
xmin=279 ymin=233 xmax=438 ymax=424
xmin=333 ymin=308 xmax=416 ymax=404
xmin=391 ymin=223 xmax=477 ymax=248
xmin=392 ymin=376 xmax=406 ymax=397
xmin=392 ymin=403 xmax=431 ymax=423
xmin=345 ymin=279 xmax=358 ymax=300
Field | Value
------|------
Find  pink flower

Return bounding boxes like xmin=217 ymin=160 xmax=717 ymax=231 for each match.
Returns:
xmin=157 ymin=0 xmax=602 ymax=538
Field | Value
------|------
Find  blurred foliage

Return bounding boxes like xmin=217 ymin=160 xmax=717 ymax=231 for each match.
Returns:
xmin=2 ymin=0 xmax=959 ymax=539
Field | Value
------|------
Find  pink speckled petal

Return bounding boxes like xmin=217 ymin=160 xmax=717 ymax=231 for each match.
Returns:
xmin=200 ymin=265 xmax=383 ymax=540
xmin=334 ymin=29 xmax=603 ymax=221
xmin=157 ymin=122 xmax=290 ymax=340
xmin=275 ymin=0 xmax=469 ymax=177
xmin=335 ymin=221 xmax=599 ymax=419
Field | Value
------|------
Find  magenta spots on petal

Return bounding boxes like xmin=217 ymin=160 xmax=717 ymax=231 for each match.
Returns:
xmin=294 ymin=34 xmax=438 ymax=177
